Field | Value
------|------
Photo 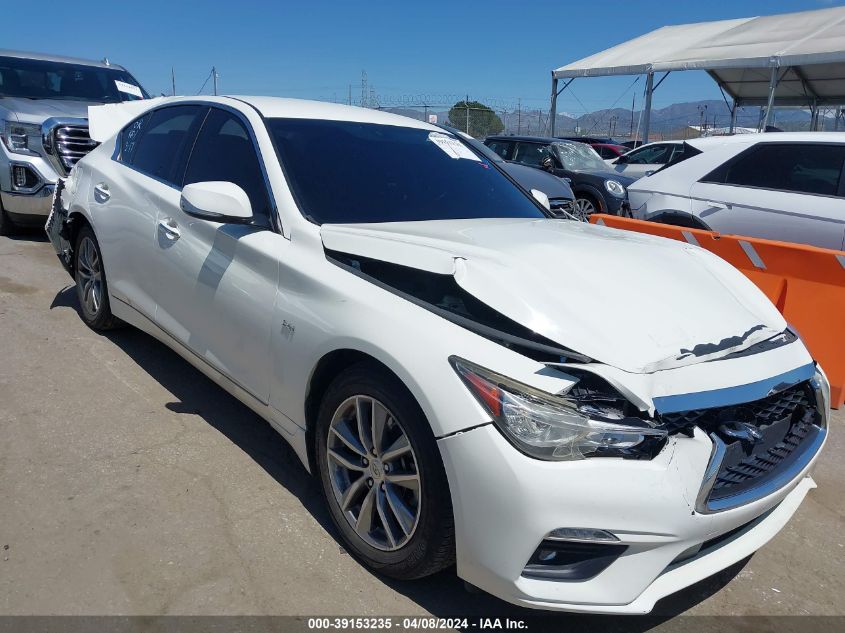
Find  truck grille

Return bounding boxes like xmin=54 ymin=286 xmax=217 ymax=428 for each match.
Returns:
xmin=659 ymin=382 xmax=822 ymax=511
xmin=47 ymin=125 xmax=98 ymax=174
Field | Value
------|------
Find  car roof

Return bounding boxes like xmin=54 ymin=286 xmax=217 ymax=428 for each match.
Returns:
xmin=235 ymin=96 xmax=439 ymax=130
xmin=486 ymin=135 xmax=573 ymax=144
xmin=0 ymin=49 xmax=127 ymax=70
xmin=686 ymin=131 xmax=845 ymax=150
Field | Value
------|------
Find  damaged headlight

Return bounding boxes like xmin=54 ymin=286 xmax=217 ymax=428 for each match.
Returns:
xmin=1 ymin=120 xmax=42 ymax=156
xmin=451 ymin=357 xmax=666 ymax=461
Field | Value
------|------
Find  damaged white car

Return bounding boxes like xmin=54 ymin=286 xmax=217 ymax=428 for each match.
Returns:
xmin=47 ymin=96 xmax=829 ymax=614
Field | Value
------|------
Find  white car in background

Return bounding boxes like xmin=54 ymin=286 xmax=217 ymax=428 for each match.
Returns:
xmin=47 ymin=97 xmax=828 ymax=613
xmin=628 ymin=133 xmax=845 ymax=251
xmin=610 ymin=140 xmax=684 ymax=178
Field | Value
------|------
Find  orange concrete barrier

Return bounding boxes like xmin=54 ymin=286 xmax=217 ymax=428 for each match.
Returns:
xmin=590 ymin=214 xmax=845 ymax=408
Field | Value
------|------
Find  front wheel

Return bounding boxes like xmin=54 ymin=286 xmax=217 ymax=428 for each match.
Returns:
xmin=74 ymin=225 xmax=120 ymax=330
xmin=574 ymin=194 xmax=600 ymax=220
xmin=315 ymin=362 xmax=455 ymax=579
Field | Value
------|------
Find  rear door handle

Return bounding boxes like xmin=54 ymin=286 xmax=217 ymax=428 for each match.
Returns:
xmin=158 ymin=217 xmax=181 ymax=241
xmin=93 ymin=182 xmax=110 ymax=203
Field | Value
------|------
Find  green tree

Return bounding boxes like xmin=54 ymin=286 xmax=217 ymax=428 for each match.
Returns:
xmin=447 ymin=100 xmax=504 ymax=138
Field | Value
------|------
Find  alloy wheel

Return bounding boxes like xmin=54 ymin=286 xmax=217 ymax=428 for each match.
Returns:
xmin=76 ymin=236 xmax=103 ymax=317
xmin=574 ymin=197 xmax=597 ymax=219
xmin=326 ymin=395 xmax=421 ymax=551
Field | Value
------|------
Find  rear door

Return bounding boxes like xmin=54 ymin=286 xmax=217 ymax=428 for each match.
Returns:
xmin=689 ymin=142 xmax=845 ymax=250
xmin=151 ymin=106 xmax=281 ymax=404
xmin=91 ymin=104 xmax=207 ymax=319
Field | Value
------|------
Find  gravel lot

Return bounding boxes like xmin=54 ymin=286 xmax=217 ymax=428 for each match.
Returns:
xmin=1 ymin=230 xmax=843 ymax=629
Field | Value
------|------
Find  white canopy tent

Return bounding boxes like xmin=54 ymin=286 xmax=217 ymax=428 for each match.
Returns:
xmin=550 ymin=6 xmax=845 ymax=140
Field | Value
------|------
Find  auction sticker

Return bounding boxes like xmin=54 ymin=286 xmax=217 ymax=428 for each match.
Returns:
xmin=428 ymin=132 xmax=480 ymax=161
xmin=115 ymin=80 xmax=143 ymax=98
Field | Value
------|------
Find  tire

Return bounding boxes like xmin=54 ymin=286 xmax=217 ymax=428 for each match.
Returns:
xmin=74 ymin=225 xmax=120 ymax=330
xmin=315 ymin=361 xmax=455 ymax=579
xmin=574 ymin=194 xmax=601 ymax=219
xmin=0 ymin=200 xmax=16 ymax=237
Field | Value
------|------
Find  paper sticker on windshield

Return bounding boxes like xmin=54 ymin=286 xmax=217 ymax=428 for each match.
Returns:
xmin=114 ymin=80 xmax=143 ymax=99
xmin=428 ymin=132 xmax=480 ymax=161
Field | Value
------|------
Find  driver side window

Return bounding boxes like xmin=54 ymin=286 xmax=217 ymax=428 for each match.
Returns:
xmin=514 ymin=143 xmax=552 ymax=167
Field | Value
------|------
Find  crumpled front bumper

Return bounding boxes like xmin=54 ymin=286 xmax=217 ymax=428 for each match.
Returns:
xmin=437 ymin=422 xmax=823 ymax=614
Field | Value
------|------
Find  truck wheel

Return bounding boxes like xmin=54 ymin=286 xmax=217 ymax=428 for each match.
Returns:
xmin=315 ymin=361 xmax=455 ymax=579
xmin=0 ymin=200 xmax=16 ymax=237
xmin=74 ymin=225 xmax=120 ymax=330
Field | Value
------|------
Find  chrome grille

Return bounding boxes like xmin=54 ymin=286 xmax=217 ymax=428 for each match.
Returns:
xmin=47 ymin=125 xmax=98 ymax=174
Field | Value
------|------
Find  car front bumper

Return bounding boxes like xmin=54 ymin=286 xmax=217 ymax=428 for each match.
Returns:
xmin=437 ymin=421 xmax=823 ymax=614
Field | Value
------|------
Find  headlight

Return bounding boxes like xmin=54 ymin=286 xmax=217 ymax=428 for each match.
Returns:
xmin=604 ymin=179 xmax=626 ymax=197
xmin=451 ymin=357 xmax=666 ymax=461
xmin=811 ymin=366 xmax=830 ymax=427
xmin=1 ymin=120 xmax=43 ymax=156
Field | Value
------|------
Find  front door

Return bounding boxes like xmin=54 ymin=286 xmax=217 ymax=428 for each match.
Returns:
xmin=152 ymin=107 xmax=281 ymax=404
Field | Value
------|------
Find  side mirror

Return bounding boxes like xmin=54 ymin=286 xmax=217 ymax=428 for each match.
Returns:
xmin=180 ymin=181 xmax=253 ymax=222
xmin=540 ymin=156 xmax=555 ymax=172
xmin=530 ymin=188 xmax=551 ymax=211
xmin=615 ymin=154 xmax=628 ymax=164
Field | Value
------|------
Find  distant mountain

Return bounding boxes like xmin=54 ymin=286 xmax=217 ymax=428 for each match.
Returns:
xmin=384 ymin=99 xmax=838 ymax=139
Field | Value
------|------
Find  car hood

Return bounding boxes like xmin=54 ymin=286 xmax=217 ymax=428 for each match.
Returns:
xmin=499 ymin=162 xmax=574 ymax=199
xmin=0 ymin=97 xmax=94 ymax=123
xmin=573 ymin=169 xmax=637 ymax=186
xmin=320 ymin=218 xmax=785 ymax=373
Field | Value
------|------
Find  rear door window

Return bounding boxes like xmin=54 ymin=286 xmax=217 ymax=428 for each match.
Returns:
xmin=485 ymin=140 xmax=514 ymax=160
xmin=125 ymin=105 xmax=207 ymax=186
xmin=513 ymin=142 xmax=552 ymax=167
xmin=702 ymin=143 xmax=845 ymax=197
xmin=626 ymin=143 xmax=674 ymax=165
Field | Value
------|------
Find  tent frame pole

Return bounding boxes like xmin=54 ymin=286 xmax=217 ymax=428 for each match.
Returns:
xmin=642 ymin=72 xmax=654 ymax=143
xmin=730 ymin=100 xmax=739 ymax=133
xmin=762 ymin=65 xmax=780 ymax=131
xmin=549 ymin=77 xmax=575 ymax=136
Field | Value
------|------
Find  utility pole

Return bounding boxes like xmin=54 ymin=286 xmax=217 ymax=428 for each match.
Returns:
xmin=465 ymin=94 xmax=470 ymax=135
xmin=171 ymin=67 xmax=176 ymax=96
xmin=348 ymin=84 xmax=352 ymax=106
xmin=361 ymin=71 xmax=367 ymax=108
xmin=629 ymin=93 xmax=635 ymax=138
xmin=212 ymin=67 xmax=218 ymax=96
xmin=517 ymin=98 xmax=521 ymax=135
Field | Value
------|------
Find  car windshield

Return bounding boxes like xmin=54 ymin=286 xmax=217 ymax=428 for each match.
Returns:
xmin=553 ymin=141 xmax=609 ymax=172
xmin=268 ymin=119 xmax=545 ymax=224
xmin=0 ymin=56 xmax=148 ymax=102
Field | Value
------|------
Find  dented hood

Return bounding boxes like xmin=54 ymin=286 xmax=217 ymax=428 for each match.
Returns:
xmin=320 ymin=218 xmax=786 ymax=373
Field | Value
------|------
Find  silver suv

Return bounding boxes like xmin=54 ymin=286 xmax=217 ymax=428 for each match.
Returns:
xmin=0 ymin=50 xmax=147 ymax=235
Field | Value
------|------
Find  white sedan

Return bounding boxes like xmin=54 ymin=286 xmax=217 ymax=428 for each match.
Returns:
xmin=47 ymin=96 xmax=829 ymax=614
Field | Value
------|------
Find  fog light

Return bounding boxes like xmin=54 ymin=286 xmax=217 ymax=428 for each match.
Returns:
xmin=547 ymin=527 xmax=619 ymax=542
xmin=11 ymin=164 xmax=40 ymax=191
xmin=523 ymin=540 xmax=627 ymax=581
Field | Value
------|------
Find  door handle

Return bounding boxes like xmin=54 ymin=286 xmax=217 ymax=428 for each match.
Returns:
xmin=705 ymin=200 xmax=731 ymax=209
xmin=93 ymin=182 xmax=110 ymax=203
xmin=158 ymin=217 xmax=181 ymax=240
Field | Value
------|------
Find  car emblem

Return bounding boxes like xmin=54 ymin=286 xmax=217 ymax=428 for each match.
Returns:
xmin=718 ymin=421 xmax=763 ymax=451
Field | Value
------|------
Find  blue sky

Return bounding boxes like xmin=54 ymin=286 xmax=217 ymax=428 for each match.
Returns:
xmin=6 ymin=0 xmax=842 ymax=113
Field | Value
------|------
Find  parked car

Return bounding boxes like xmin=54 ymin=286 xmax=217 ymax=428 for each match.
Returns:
xmin=442 ymin=127 xmax=581 ymax=220
xmin=591 ymin=142 xmax=628 ymax=162
xmin=0 ymin=49 xmax=148 ymax=235
xmin=49 ymin=97 xmax=828 ymax=614
xmin=620 ymin=140 xmax=645 ymax=149
xmin=557 ymin=135 xmax=616 ymax=145
xmin=628 ymin=133 xmax=845 ymax=250
xmin=610 ymin=141 xmax=685 ymax=178
xmin=485 ymin=135 xmax=635 ymax=217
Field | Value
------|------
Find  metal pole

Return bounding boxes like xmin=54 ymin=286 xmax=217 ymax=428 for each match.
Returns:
xmin=729 ymin=100 xmax=738 ymax=134
xmin=517 ymin=98 xmax=521 ymax=135
xmin=549 ymin=76 xmax=558 ymax=136
xmin=762 ymin=65 xmax=779 ymax=131
xmin=212 ymin=66 xmax=218 ymax=96
xmin=171 ymin=67 xmax=176 ymax=96
xmin=465 ymin=95 xmax=470 ymax=134
xmin=642 ymin=72 xmax=654 ymax=143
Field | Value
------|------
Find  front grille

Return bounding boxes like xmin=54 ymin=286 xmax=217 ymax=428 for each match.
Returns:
xmin=658 ymin=382 xmax=820 ymax=509
xmin=47 ymin=125 xmax=98 ymax=173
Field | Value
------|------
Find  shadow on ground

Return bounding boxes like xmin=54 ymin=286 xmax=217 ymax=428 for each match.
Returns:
xmin=7 ymin=226 xmax=48 ymax=242
xmin=51 ymin=286 xmax=749 ymax=631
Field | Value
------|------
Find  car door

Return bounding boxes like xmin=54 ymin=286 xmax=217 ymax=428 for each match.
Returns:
xmin=152 ymin=106 xmax=281 ymax=404
xmin=689 ymin=142 xmax=845 ymax=250
xmin=91 ymin=104 xmax=207 ymax=320
xmin=614 ymin=143 xmax=674 ymax=178
xmin=485 ymin=139 xmax=515 ymax=160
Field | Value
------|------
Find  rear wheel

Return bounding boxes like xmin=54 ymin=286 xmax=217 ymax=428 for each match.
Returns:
xmin=315 ymin=362 xmax=455 ymax=579
xmin=74 ymin=225 xmax=120 ymax=330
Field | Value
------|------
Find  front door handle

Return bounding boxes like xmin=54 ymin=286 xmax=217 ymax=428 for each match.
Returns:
xmin=158 ymin=217 xmax=181 ymax=241
xmin=705 ymin=200 xmax=731 ymax=210
xmin=93 ymin=182 xmax=110 ymax=203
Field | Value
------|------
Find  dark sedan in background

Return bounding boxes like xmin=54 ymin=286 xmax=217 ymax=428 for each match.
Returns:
xmin=485 ymin=136 xmax=635 ymax=217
